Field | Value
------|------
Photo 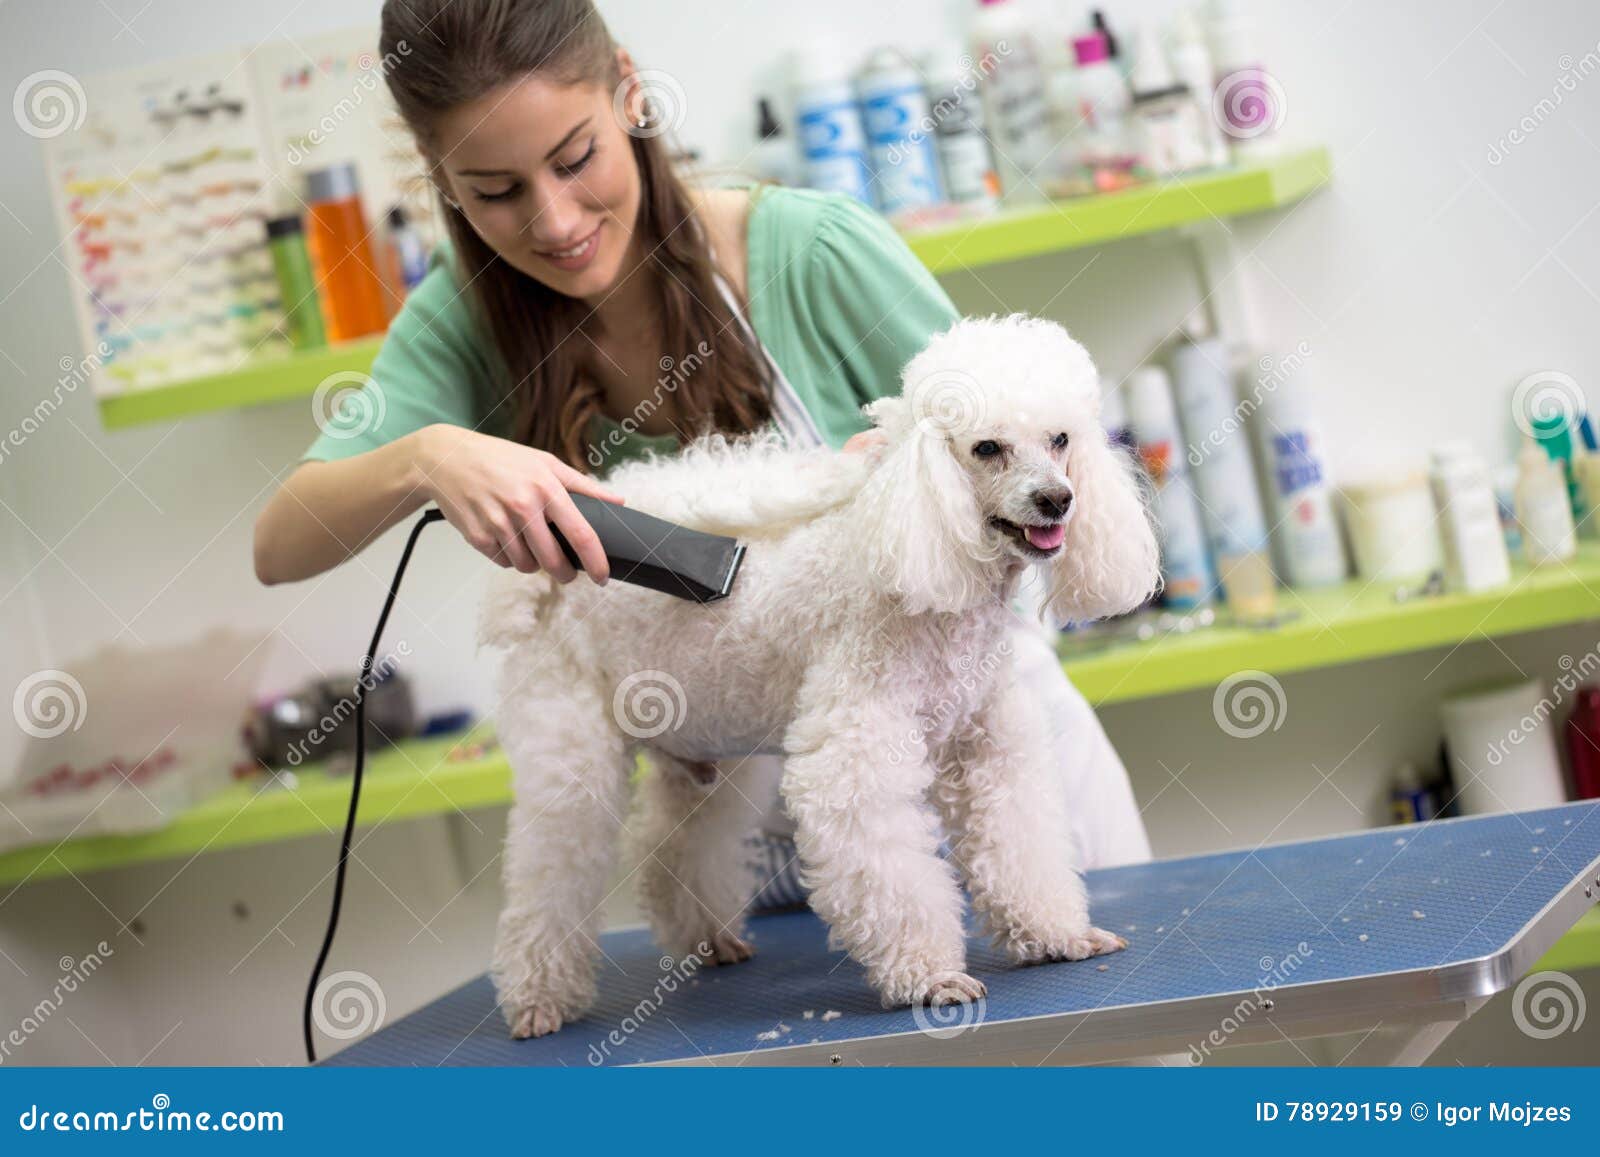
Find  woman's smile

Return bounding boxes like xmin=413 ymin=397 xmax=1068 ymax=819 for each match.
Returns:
xmin=534 ymin=224 xmax=602 ymax=273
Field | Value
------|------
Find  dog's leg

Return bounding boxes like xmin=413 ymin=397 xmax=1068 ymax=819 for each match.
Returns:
xmin=491 ymin=648 xmax=631 ymax=1039
xmin=934 ymin=687 xmax=1126 ymax=966
xmin=780 ymin=668 xmax=981 ymax=1009
xmin=631 ymin=751 xmax=765 ymax=966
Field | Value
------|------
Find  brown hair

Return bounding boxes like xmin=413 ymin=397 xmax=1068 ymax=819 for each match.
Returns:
xmin=379 ymin=0 xmax=774 ymax=470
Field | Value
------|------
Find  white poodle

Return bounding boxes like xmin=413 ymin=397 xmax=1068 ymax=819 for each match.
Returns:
xmin=477 ymin=314 xmax=1161 ymax=1038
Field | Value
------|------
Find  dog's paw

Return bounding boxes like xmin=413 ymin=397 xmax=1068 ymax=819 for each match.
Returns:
xmin=1009 ymin=924 xmax=1128 ymax=966
xmin=916 ymin=970 xmax=987 ymax=1007
xmin=693 ymin=930 xmax=755 ymax=966
xmin=507 ymin=1002 xmax=565 ymax=1039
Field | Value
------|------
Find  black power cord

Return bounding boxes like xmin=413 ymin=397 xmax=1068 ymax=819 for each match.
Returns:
xmin=304 ymin=507 xmax=445 ymax=1064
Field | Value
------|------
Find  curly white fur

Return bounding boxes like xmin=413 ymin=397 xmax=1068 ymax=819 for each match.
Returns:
xmin=478 ymin=315 xmax=1161 ymax=1037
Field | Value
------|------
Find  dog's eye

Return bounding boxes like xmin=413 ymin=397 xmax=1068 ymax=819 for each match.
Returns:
xmin=972 ymin=440 xmax=1003 ymax=458
xmin=1051 ymin=433 xmax=1069 ymax=451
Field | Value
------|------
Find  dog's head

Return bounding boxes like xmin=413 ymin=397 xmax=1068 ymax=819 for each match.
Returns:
xmin=856 ymin=315 xmax=1160 ymax=622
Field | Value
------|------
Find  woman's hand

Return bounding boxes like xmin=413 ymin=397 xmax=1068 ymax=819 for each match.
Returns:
xmin=415 ymin=424 xmax=626 ymax=584
xmin=842 ymin=429 xmax=888 ymax=456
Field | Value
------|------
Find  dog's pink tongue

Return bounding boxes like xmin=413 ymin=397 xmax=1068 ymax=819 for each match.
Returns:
xmin=1025 ymin=523 xmax=1066 ymax=551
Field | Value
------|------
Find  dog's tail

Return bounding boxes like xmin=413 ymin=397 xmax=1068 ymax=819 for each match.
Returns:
xmin=605 ymin=429 xmax=874 ymax=539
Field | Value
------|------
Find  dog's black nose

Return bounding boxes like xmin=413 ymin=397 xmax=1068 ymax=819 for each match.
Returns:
xmin=1032 ymin=487 xmax=1073 ymax=520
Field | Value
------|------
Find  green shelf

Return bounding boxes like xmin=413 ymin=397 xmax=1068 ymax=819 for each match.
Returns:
xmin=0 ymin=734 xmax=513 ymax=890
xmin=1062 ymin=543 xmax=1600 ymax=707
xmin=903 ymin=146 xmax=1331 ymax=274
xmin=96 ymin=336 xmax=385 ymax=430
xmin=94 ymin=149 xmax=1330 ymax=430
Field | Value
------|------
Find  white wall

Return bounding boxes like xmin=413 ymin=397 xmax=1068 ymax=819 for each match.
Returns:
xmin=3 ymin=0 xmax=1599 ymax=1065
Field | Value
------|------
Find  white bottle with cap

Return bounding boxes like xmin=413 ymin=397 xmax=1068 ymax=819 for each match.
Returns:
xmin=971 ymin=0 xmax=1053 ymax=203
xmin=1169 ymin=7 xmax=1230 ymax=167
xmin=1126 ymin=365 xmax=1217 ymax=607
xmin=792 ymin=45 xmax=875 ymax=206
xmin=1128 ymin=23 xmax=1209 ymax=176
xmin=1428 ymin=442 xmax=1512 ymax=592
xmin=1172 ymin=332 xmax=1277 ymax=620
xmin=1252 ymin=364 xmax=1348 ymax=587
xmin=1517 ymin=442 xmax=1578 ymax=565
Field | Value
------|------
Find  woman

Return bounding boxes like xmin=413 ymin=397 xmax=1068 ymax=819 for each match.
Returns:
xmin=253 ymin=0 xmax=1151 ymax=871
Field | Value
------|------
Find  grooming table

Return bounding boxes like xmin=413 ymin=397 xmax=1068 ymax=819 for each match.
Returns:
xmin=324 ymin=801 xmax=1600 ymax=1067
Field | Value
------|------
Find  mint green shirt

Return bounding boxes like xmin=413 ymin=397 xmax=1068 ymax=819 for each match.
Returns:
xmin=299 ymin=186 xmax=959 ymax=474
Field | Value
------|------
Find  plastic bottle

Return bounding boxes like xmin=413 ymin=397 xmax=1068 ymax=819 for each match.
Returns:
xmin=1207 ymin=0 xmax=1282 ymax=157
xmin=385 ymin=206 xmax=430 ymax=291
xmin=750 ymin=97 xmax=802 ymax=187
xmin=1066 ymin=33 xmax=1137 ymax=193
xmin=303 ymin=163 xmax=389 ymax=342
xmin=1564 ymin=688 xmax=1600 ymax=799
xmin=264 ymin=215 xmax=327 ymax=351
xmin=793 ymin=47 xmax=875 ymax=206
xmin=1530 ymin=410 xmax=1585 ymax=524
xmin=971 ymin=0 xmax=1054 ymax=204
xmin=1126 ymin=365 xmax=1217 ymax=608
xmin=1091 ymin=9 xmax=1125 ymax=77
xmin=1128 ymin=23 xmax=1210 ymax=177
xmin=1100 ymin=376 xmax=1134 ymax=450
xmin=1168 ymin=8 xmax=1231 ymax=168
xmin=1516 ymin=442 xmax=1577 ymax=565
xmin=1171 ymin=335 xmax=1276 ymax=621
xmin=1252 ymin=366 xmax=1348 ymax=587
xmin=926 ymin=49 xmax=1001 ymax=212
xmin=1427 ymin=442 xmax=1512 ymax=593
xmin=857 ymin=48 xmax=944 ymax=219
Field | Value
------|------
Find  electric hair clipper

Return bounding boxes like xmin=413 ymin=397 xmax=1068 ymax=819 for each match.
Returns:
xmin=550 ymin=493 xmax=745 ymax=603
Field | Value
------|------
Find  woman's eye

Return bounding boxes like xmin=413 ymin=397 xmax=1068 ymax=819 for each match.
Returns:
xmin=472 ymin=184 xmax=521 ymax=203
xmin=1051 ymin=432 xmax=1069 ymax=450
xmin=972 ymin=440 xmax=1002 ymax=458
xmin=557 ymin=141 xmax=596 ymax=177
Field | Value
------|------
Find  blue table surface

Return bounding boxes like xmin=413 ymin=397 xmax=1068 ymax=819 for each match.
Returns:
xmin=323 ymin=801 xmax=1600 ymax=1066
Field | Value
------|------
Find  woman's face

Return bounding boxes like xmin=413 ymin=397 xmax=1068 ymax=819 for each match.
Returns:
xmin=431 ymin=57 xmax=644 ymax=304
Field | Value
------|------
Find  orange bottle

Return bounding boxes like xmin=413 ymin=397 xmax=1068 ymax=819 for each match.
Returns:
xmin=303 ymin=163 xmax=389 ymax=342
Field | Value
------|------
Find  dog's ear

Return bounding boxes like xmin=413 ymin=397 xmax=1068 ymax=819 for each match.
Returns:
xmin=856 ymin=422 xmax=994 ymax=615
xmin=1044 ymin=423 xmax=1161 ymax=624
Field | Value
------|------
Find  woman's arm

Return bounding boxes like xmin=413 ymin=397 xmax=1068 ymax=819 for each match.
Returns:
xmin=255 ymin=422 xmax=628 ymax=586
xmin=253 ymin=424 xmax=437 ymax=585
